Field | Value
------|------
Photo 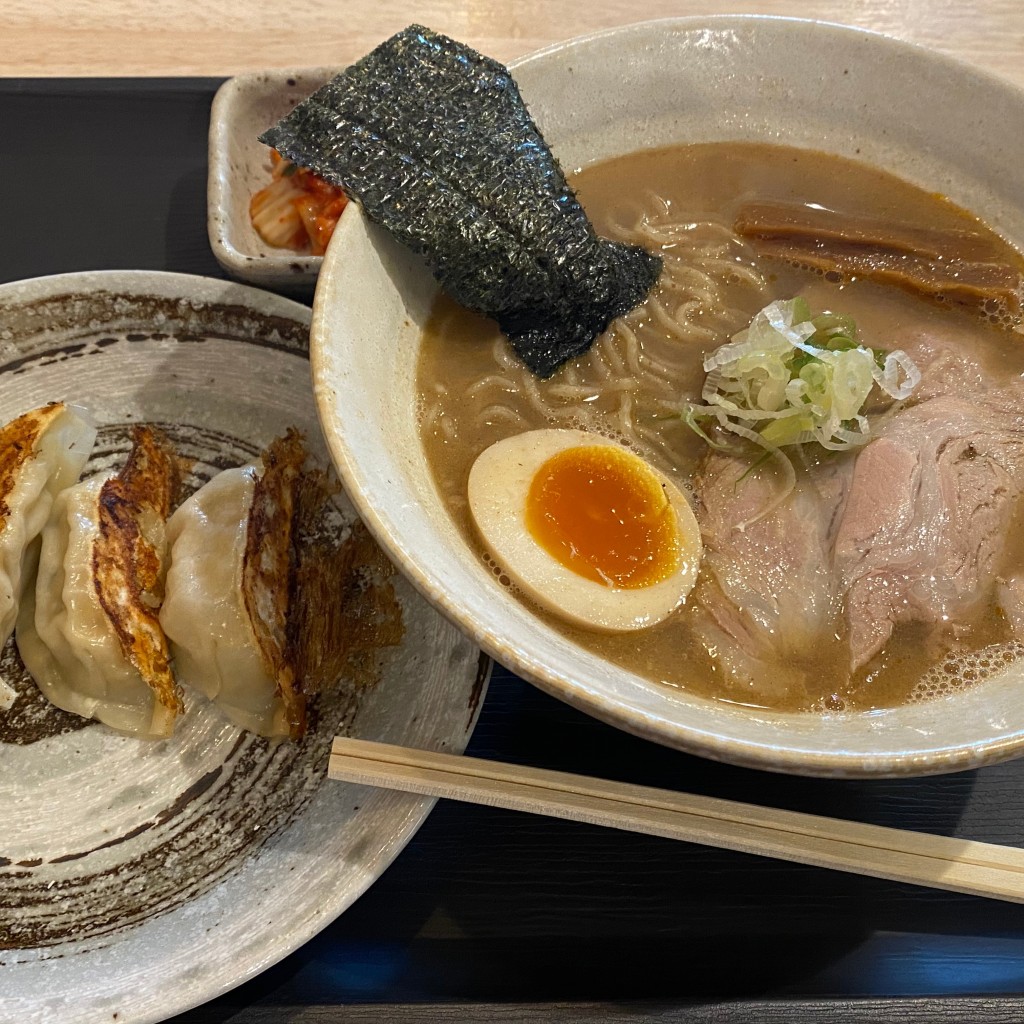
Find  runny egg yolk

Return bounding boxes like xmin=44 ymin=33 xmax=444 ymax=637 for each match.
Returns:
xmin=525 ymin=445 xmax=681 ymax=589
xmin=466 ymin=428 xmax=703 ymax=633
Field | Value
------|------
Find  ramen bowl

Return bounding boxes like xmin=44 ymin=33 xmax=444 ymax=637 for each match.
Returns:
xmin=311 ymin=16 xmax=1024 ymax=776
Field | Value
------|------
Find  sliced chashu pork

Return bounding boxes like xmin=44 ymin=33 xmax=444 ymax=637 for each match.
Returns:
xmin=835 ymin=387 xmax=1024 ymax=668
xmin=692 ymin=450 xmax=852 ymax=703
xmin=692 ymin=333 xmax=1024 ymax=687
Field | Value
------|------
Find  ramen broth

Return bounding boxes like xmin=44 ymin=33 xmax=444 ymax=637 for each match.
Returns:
xmin=416 ymin=142 xmax=1024 ymax=713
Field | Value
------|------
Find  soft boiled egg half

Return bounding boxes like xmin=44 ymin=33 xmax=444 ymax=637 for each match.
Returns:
xmin=467 ymin=428 xmax=703 ymax=632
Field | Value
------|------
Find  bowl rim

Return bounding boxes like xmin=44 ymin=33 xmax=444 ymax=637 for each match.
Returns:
xmin=310 ymin=14 xmax=1024 ymax=777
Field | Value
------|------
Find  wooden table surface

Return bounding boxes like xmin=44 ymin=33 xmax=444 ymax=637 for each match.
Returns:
xmin=4 ymin=0 xmax=1024 ymax=85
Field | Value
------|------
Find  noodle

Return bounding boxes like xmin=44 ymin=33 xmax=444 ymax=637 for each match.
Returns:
xmin=418 ymin=197 xmax=769 ymax=479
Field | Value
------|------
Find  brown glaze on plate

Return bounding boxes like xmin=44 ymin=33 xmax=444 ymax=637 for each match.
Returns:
xmin=0 ymin=271 xmax=488 ymax=1023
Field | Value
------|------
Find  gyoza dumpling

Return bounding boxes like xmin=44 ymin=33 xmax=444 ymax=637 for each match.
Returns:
xmin=0 ymin=403 xmax=96 ymax=648
xmin=160 ymin=432 xmax=307 ymax=740
xmin=17 ymin=425 xmax=183 ymax=738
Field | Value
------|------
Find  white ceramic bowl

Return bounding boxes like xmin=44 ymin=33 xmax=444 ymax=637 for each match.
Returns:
xmin=311 ymin=17 xmax=1024 ymax=777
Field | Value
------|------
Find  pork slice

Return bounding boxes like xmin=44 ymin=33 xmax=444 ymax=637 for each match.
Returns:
xmin=692 ymin=451 xmax=852 ymax=703
xmin=835 ymin=390 xmax=1024 ymax=669
xmin=996 ymin=575 xmax=1024 ymax=640
xmin=897 ymin=333 xmax=988 ymax=400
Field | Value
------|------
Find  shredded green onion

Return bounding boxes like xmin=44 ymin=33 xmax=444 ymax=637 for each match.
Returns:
xmin=686 ymin=298 xmax=920 ymax=457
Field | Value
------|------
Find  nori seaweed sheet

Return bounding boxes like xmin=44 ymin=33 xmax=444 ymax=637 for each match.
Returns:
xmin=260 ymin=25 xmax=662 ymax=378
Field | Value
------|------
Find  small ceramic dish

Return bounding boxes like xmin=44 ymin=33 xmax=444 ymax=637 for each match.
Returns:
xmin=310 ymin=16 xmax=1024 ymax=778
xmin=208 ymin=69 xmax=336 ymax=292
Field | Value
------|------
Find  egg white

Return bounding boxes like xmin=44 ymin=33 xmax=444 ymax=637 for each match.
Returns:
xmin=467 ymin=428 xmax=703 ymax=632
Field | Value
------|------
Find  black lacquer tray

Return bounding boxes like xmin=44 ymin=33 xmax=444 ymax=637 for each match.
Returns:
xmin=5 ymin=78 xmax=1024 ymax=1024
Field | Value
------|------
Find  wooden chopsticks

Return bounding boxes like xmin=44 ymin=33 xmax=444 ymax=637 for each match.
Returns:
xmin=329 ymin=736 xmax=1024 ymax=903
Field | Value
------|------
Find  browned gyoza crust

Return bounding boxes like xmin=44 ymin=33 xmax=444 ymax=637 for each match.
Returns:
xmin=289 ymin=473 xmax=405 ymax=697
xmin=93 ymin=425 xmax=183 ymax=730
xmin=0 ymin=403 xmax=64 ymax=535
xmin=243 ymin=429 xmax=307 ymax=740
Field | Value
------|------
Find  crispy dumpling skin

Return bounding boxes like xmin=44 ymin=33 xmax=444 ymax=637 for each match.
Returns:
xmin=0 ymin=403 xmax=96 ymax=647
xmin=160 ymin=432 xmax=307 ymax=740
xmin=16 ymin=426 xmax=182 ymax=738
